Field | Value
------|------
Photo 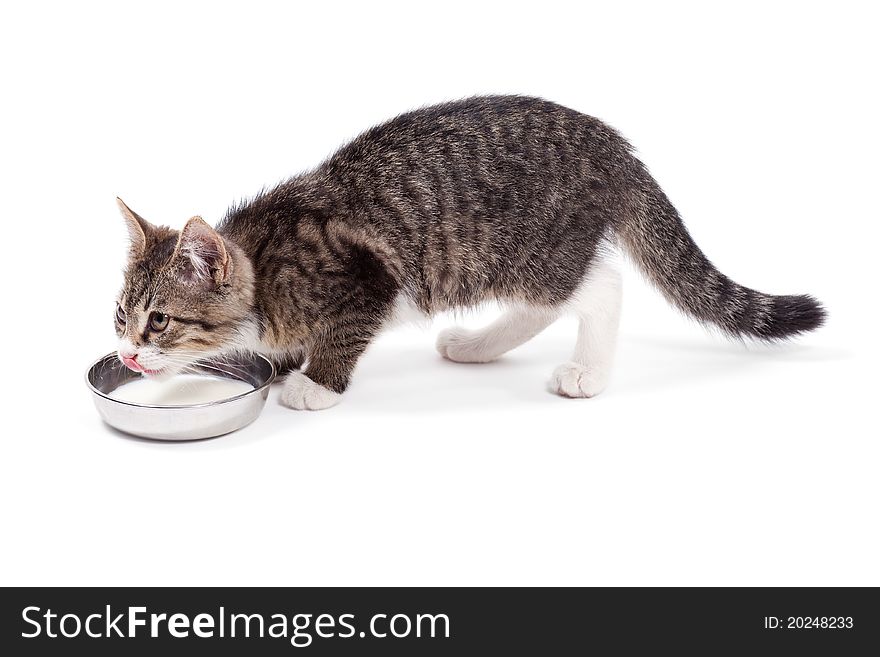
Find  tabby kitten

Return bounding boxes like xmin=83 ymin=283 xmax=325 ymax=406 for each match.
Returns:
xmin=114 ymin=95 xmax=824 ymax=410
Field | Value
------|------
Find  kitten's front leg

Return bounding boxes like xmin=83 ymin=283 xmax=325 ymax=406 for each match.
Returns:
xmin=263 ymin=350 xmax=305 ymax=383
xmin=281 ymin=370 xmax=343 ymax=410
xmin=279 ymin=325 xmax=374 ymax=411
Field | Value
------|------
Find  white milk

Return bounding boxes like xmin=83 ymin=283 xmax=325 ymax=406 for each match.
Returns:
xmin=110 ymin=374 xmax=254 ymax=406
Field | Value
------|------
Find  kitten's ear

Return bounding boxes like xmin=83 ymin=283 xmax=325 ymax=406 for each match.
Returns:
xmin=173 ymin=216 xmax=230 ymax=286
xmin=116 ymin=197 xmax=152 ymax=260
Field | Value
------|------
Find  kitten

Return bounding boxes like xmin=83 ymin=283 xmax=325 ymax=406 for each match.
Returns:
xmin=114 ymin=95 xmax=824 ymax=409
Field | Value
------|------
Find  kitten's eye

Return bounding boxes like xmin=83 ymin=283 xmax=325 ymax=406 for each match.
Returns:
xmin=149 ymin=311 xmax=170 ymax=332
xmin=115 ymin=304 xmax=126 ymax=324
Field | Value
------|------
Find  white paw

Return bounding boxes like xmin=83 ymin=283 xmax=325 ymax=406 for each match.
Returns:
xmin=436 ymin=327 xmax=495 ymax=363
xmin=280 ymin=372 xmax=342 ymax=410
xmin=549 ymin=362 xmax=608 ymax=399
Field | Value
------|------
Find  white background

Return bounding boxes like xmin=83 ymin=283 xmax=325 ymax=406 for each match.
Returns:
xmin=1 ymin=1 xmax=877 ymax=586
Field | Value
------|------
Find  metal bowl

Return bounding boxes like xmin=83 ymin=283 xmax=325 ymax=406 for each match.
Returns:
xmin=86 ymin=352 xmax=275 ymax=441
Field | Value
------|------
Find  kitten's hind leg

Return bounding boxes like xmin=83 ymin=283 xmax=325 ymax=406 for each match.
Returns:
xmin=550 ymin=260 xmax=623 ymax=398
xmin=436 ymin=305 xmax=559 ymax=364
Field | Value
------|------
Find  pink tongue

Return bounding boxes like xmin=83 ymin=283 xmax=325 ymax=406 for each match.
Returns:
xmin=122 ymin=356 xmax=142 ymax=372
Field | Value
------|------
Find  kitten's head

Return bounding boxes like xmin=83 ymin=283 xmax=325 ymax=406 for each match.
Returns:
xmin=114 ymin=198 xmax=254 ymax=376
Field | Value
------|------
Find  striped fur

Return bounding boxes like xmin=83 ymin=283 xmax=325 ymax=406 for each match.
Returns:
xmin=116 ymin=95 xmax=824 ymax=400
